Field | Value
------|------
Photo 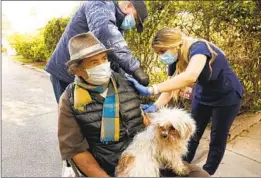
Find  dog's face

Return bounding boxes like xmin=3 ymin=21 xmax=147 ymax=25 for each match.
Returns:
xmin=157 ymin=122 xmax=180 ymax=140
xmin=151 ymin=108 xmax=196 ymax=145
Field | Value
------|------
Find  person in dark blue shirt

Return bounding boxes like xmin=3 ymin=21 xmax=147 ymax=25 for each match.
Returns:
xmin=126 ymin=27 xmax=244 ymax=175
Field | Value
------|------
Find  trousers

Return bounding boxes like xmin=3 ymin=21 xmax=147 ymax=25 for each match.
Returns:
xmin=50 ymin=74 xmax=70 ymax=103
xmin=184 ymin=98 xmax=241 ymax=175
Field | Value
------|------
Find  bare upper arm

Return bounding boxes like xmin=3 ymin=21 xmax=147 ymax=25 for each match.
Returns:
xmin=185 ymin=54 xmax=207 ymax=82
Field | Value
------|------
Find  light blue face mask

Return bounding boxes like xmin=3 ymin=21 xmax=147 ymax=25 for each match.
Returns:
xmin=120 ymin=14 xmax=136 ymax=30
xmin=160 ymin=50 xmax=178 ymax=65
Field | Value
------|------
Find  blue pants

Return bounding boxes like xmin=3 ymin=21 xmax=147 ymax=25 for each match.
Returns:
xmin=50 ymin=74 xmax=70 ymax=104
xmin=184 ymin=99 xmax=241 ymax=175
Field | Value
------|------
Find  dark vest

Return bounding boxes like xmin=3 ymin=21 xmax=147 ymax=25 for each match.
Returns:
xmin=67 ymin=72 xmax=145 ymax=176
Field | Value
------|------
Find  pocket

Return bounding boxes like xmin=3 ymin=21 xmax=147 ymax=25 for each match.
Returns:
xmin=220 ymin=76 xmax=233 ymax=94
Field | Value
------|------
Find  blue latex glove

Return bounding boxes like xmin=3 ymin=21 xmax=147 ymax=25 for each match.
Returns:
xmin=141 ymin=104 xmax=158 ymax=113
xmin=126 ymin=75 xmax=151 ymax=96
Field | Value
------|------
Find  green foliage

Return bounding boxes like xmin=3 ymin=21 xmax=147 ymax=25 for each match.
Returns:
xmin=8 ymin=32 xmax=48 ymax=62
xmin=125 ymin=1 xmax=177 ymax=85
xmin=8 ymin=17 xmax=70 ymax=63
xmin=124 ymin=1 xmax=261 ymax=113
xmin=7 ymin=1 xmax=260 ymax=113
xmin=2 ymin=47 xmax=7 ymax=53
xmin=43 ymin=17 xmax=70 ymax=58
xmin=31 ymin=35 xmax=49 ymax=62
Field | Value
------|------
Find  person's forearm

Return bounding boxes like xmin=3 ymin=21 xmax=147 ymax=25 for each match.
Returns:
xmin=154 ymin=92 xmax=172 ymax=108
xmin=72 ymin=151 xmax=109 ymax=177
xmin=157 ymin=72 xmax=195 ymax=93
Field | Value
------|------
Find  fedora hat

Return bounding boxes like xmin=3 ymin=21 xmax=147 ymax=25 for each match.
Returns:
xmin=67 ymin=32 xmax=112 ymax=66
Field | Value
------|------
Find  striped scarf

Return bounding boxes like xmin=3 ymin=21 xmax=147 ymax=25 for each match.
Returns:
xmin=74 ymin=77 xmax=120 ymax=143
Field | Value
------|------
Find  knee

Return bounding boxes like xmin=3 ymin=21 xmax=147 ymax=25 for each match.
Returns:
xmin=209 ymin=132 xmax=229 ymax=149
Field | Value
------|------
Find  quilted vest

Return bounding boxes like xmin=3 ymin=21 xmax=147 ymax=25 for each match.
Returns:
xmin=67 ymin=72 xmax=145 ymax=176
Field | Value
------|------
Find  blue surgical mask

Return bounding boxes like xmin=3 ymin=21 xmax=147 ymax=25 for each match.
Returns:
xmin=120 ymin=14 xmax=136 ymax=30
xmin=160 ymin=51 xmax=178 ymax=65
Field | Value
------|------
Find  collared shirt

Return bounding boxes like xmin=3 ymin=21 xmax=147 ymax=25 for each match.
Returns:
xmin=58 ymin=88 xmax=109 ymax=160
xmin=58 ymin=91 xmax=89 ymax=160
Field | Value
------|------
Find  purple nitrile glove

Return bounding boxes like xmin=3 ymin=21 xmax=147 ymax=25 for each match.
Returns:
xmin=141 ymin=104 xmax=158 ymax=113
xmin=125 ymin=74 xmax=151 ymax=96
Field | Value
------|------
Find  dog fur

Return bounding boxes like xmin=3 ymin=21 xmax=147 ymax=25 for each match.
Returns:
xmin=115 ymin=107 xmax=196 ymax=177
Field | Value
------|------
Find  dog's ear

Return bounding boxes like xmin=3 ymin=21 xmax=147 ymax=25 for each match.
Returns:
xmin=154 ymin=123 xmax=159 ymax=128
xmin=142 ymin=112 xmax=151 ymax=127
xmin=184 ymin=121 xmax=196 ymax=140
xmin=149 ymin=112 xmax=158 ymax=119
xmin=184 ymin=123 xmax=192 ymax=140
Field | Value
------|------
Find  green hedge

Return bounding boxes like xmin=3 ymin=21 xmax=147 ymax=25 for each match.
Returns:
xmin=8 ymin=32 xmax=48 ymax=62
xmin=8 ymin=17 xmax=70 ymax=62
xmin=8 ymin=1 xmax=261 ymax=113
xmin=124 ymin=1 xmax=261 ymax=113
xmin=43 ymin=17 xmax=70 ymax=58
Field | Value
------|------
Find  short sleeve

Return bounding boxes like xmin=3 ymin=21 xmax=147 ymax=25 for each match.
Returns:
xmin=58 ymin=91 xmax=89 ymax=160
xmin=167 ymin=62 xmax=177 ymax=76
xmin=189 ymin=41 xmax=212 ymax=60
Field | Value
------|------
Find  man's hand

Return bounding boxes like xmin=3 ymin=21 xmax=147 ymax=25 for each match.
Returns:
xmin=72 ymin=151 xmax=110 ymax=177
xmin=132 ymin=67 xmax=150 ymax=86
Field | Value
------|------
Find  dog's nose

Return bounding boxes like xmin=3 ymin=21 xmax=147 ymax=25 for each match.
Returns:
xmin=161 ymin=132 xmax=168 ymax=138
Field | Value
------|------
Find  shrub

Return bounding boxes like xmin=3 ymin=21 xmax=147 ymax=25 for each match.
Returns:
xmin=124 ymin=1 xmax=261 ymax=113
xmin=2 ymin=46 xmax=7 ymax=53
xmin=43 ymin=17 xmax=70 ymax=58
xmin=8 ymin=16 xmax=70 ymax=63
xmin=8 ymin=32 xmax=48 ymax=62
xmin=31 ymin=35 xmax=49 ymax=62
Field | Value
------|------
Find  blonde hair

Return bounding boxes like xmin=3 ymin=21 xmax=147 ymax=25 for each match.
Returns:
xmin=152 ymin=28 xmax=218 ymax=100
xmin=118 ymin=1 xmax=131 ymax=6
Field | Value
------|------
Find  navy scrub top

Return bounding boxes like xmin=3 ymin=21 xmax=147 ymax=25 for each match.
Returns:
xmin=168 ymin=41 xmax=244 ymax=106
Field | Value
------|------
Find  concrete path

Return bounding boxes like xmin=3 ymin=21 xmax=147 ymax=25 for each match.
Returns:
xmin=2 ymin=55 xmax=61 ymax=177
xmin=195 ymin=122 xmax=261 ymax=177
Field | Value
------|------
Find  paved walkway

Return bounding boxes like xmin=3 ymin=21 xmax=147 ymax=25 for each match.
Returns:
xmin=195 ymin=121 xmax=261 ymax=177
xmin=2 ymin=55 xmax=61 ymax=176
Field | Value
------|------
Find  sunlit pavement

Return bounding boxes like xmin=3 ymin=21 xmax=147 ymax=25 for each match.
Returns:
xmin=2 ymin=55 xmax=61 ymax=177
xmin=195 ymin=121 xmax=261 ymax=177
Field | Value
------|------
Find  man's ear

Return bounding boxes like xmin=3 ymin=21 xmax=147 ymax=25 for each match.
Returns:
xmin=70 ymin=66 xmax=88 ymax=79
xmin=76 ymin=68 xmax=89 ymax=79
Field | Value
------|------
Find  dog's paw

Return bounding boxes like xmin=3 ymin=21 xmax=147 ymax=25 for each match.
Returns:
xmin=174 ymin=165 xmax=190 ymax=176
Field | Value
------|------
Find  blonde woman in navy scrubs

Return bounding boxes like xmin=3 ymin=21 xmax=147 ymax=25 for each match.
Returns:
xmin=127 ymin=28 xmax=244 ymax=175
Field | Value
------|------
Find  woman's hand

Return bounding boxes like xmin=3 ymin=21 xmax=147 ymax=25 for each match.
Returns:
xmin=142 ymin=104 xmax=158 ymax=113
xmin=126 ymin=75 xmax=152 ymax=96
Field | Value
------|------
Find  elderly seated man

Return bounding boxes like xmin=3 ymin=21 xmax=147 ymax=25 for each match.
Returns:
xmin=58 ymin=32 xmax=209 ymax=177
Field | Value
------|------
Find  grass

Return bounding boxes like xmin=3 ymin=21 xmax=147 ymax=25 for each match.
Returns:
xmin=11 ymin=55 xmax=32 ymax=64
xmin=10 ymin=55 xmax=46 ymax=70
xmin=32 ymin=62 xmax=46 ymax=70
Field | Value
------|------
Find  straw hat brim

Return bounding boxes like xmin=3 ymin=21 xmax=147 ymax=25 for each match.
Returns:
xmin=67 ymin=48 xmax=112 ymax=66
